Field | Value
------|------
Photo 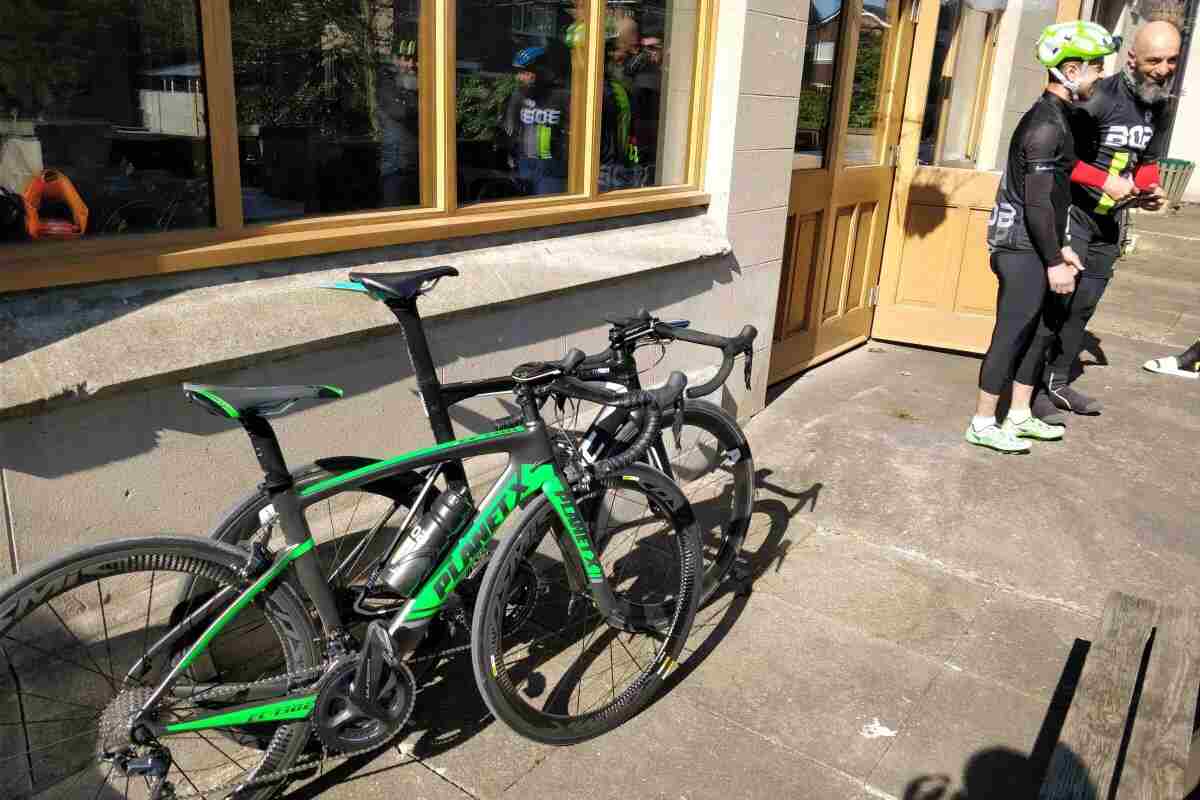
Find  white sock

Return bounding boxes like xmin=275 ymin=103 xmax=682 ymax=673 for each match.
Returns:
xmin=972 ymin=415 xmax=996 ymax=431
xmin=1007 ymin=407 xmax=1031 ymax=424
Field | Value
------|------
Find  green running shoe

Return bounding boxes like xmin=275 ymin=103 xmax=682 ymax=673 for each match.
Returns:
xmin=964 ymin=422 xmax=1029 ymax=453
xmin=1003 ymin=415 xmax=1064 ymax=441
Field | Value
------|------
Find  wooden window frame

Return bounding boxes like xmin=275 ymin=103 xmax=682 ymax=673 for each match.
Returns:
xmin=2 ymin=0 xmax=717 ymax=294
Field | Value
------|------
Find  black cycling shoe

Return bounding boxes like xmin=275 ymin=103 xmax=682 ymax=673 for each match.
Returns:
xmin=1045 ymin=370 xmax=1103 ymax=415
xmin=1032 ymin=390 xmax=1067 ymax=426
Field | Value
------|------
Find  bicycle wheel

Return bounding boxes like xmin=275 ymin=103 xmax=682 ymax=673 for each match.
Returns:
xmin=0 ymin=536 xmax=320 ymax=800
xmin=192 ymin=459 xmax=424 ymax=609
xmin=650 ymin=400 xmax=754 ymax=604
xmin=470 ymin=463 xmax=701 ymax=744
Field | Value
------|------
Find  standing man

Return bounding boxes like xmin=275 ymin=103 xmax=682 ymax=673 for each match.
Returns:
xmin=1031 ymin=15 xmax=1182 ymax=423
xmin=968 ymin=22 xmax=1117 ymax=453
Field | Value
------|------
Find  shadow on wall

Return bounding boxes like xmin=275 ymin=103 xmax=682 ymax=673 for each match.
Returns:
xmin=0 ymin=231 xmax=745 ymax=479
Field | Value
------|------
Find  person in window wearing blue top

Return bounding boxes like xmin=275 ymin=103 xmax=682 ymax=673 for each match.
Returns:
xmin=504 ymin=43 xmax=571 ymax=196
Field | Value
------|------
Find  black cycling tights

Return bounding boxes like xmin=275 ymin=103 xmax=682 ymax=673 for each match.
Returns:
xmin=979 ymin=251 xmax=1048 ymax=395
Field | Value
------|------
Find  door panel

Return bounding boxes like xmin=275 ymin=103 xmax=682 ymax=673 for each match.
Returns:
xmin=769 ymin=0 xmax=915 ymax=384
xmin=872 ymin=165 xmax=1000 ymax=352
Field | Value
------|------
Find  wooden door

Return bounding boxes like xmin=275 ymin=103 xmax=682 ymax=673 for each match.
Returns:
xmin=769 ymin=0 xmax=917 ymax=384
xmin=870 ymin=0 xmax=1084 ymax=354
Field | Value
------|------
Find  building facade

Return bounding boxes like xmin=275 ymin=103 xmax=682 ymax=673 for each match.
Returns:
xmin=0 ymin=0 xmax=1189 ymax=568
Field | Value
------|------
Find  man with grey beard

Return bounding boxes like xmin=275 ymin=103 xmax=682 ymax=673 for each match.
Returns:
xmin=1030 ymin=17 xmax=1182 ymax=424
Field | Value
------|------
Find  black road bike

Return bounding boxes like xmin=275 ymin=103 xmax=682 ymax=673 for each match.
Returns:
xmin=0 ymin=279 xmax=700 ymax=798
xmin=202 ymin=268 xmax=757 ymax=619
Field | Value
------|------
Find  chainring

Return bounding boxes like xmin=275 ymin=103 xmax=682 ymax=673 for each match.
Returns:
xmin=313 ymin=656 xmax=415 ymax=755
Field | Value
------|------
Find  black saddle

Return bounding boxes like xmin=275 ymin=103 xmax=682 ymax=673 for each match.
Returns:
xmin=350 ymin=266 xmax=458 ymax=302
xmin=183 ymin=383 xmax=343 ymax=420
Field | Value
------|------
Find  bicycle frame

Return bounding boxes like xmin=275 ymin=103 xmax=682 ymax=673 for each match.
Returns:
xmin=137 ymin=419 xmax=615 ymax=738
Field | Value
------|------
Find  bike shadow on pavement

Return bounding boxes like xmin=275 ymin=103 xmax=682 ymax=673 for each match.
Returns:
xmin=654 ymin=469 xmax=823 ymax=699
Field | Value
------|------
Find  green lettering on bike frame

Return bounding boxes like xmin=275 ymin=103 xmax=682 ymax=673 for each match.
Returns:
xmin=298 ymin=426 xmax=526 ymax=499
xmin=163 ymin=694 xmax=317 ymax=734
xmin=401 ymin=463 xmax=602 ymax=622
xmin=174 ymin=537 xmax=316 ymax=672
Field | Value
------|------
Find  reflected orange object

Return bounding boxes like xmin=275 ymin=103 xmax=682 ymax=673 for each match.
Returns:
xmin=24 ymin=169 xmax=89 ymax=240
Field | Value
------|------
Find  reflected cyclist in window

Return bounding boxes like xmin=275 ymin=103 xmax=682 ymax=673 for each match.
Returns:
xmin=504 ymin=43 xmax=571 ymax=196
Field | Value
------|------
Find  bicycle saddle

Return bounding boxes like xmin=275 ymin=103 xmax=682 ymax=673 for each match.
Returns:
xmin=183 ymin=383 xmax=343 ymax=420
xmin=349 ymin=266 xmax=458 ymax=302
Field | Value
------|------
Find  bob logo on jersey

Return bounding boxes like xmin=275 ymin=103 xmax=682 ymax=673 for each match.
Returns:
xmin=1104 ymin=124 xmax=1153 ymax=149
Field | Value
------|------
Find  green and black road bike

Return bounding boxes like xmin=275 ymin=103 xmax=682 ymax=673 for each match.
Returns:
xmin=0 ymin=315 xmax=701 ymax=799
xmin=202 ymin=268 xmax=756 ymax=619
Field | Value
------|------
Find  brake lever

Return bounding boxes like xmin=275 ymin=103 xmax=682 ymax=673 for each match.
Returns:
xmin=672 ymin=395 xmax=684 ymax=450
xmin=744 ymin=349 xmax=754 ymax=391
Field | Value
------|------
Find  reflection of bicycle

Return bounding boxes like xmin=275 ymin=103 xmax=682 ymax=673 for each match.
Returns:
xmin=101 ymin=177 xmax=212 ymax=235
xmin=0 ymin=268 xmax=701 ymax=799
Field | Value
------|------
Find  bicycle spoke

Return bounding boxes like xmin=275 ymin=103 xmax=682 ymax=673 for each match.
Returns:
xmin=5 ymin=689 xmax=104 ymax=712
xmin=615 ymin=635 xmax=646 ymax=673
xmin=47 ymin=601 xmax=116 ymax=693
xmin=91 ymin=762 xmax=116 ymax=800
xmin=0 ymin=714 xmax=98 ymax=726
xmin=141 ymin=570 xmax=157 ymax=668
xmin=97 ymin=580 xmax=118 ymax=688
xmin=173 ymin=761 xmax=207 ymax=798
xmin=195 ymin=731 xmax=248 ymax=771
xmin=0 ymin=729 xmax=97 ymax=764
xmin=3 ymin=633 xmax=131 ymax=689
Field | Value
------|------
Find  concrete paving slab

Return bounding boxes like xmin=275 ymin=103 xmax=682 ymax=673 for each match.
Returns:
xmin=949 ymin=594 xmax=1095 ymax=700
xmin=674 ymin=589 xmax=944 ymax=780
xmin=395 ymin=651 xmax=556 ymax=800
xmin=749 ymin=528 xmax=994 ymax=664
xmin=866 ymin=668 xmax=1052 ymax=799
xmin=750 ymin=336 xmax=1200 ymax=620
xmin=505 ymin=690 xmax=873 ymax=800
xmin=279 ymin=746 xmax=471 ymax=800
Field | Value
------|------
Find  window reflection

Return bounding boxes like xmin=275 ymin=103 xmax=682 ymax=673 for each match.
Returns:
xmin=231 ymin=0 xmax=423 ymax=224
xmin=795 ymin=0 xmax=843 ymax=168
xmin=0 ymin=0 xmax=213 ymax=246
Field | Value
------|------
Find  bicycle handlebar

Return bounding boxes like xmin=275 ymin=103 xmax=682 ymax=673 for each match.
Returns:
xmin=654 ymin=323 xmax=757 ymax=399
xmin=548 ymin=372 xmax=684 ymax=477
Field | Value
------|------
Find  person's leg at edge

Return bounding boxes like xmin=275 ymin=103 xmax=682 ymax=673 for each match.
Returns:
xmin=968 ymin=252 xmax=1044 ymax=453
xmin=1043 ymin=246 xmax=1113 ymax=414
xmin=1144 ymin=338 xmax=1200 ymax=378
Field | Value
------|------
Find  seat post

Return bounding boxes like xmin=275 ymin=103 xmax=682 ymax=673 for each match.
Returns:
xmin=240 ymin=415 xmax=293 ymax=494
xmin=385 ymin=298 xmax=469 ymax=487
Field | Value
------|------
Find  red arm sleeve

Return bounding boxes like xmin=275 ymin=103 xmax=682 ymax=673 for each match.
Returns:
xmin=1134 ymin=162 xmax=1161 ymax=190
xmin=1071 ymin=160 xmax=1109 ymax=190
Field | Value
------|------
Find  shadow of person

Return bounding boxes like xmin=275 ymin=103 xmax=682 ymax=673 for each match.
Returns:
xmin=1068 ymin=331 xmax=1109 ymax=382
xmin=904 ymin=744 xmax=1096 ymax=800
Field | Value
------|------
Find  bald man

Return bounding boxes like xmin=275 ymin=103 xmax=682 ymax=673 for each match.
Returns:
xmin=1031 ymin=18 xmax=1181 ymax=424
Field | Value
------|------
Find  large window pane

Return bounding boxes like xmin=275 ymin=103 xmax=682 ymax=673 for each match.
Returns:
xmin=599 ymin=0 xmax=699 ymax=192
xmin=795 ymin=0 xmax=843 ymax=169
xmin=457 ymin=0 xmax=583 ymax=206
xmin=232 ymin=0 xmax=422 ymax=224
xmin=918 ymin=1 xmax=995 ymax=167
xmin=0 ymin=0 xmax=213 ymax=248
xmin=843 ymin=0 xmax=896 ymax=166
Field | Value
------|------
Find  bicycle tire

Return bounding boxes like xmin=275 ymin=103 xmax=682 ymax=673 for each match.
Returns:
xmin=651 ymin=400 xmax=754 ymax=605
xmin=470 ymin=463 xmax=701 ymax=745
xmin=0 ymin=536 xmax=320 ymax=800
xmin=187 ymin=458 xmax=424 ymax=609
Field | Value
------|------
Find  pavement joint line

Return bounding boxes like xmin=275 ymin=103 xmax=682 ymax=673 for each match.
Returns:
xmin=803 ymin=528 xmax=1100 ymax=621
xmin=0 ymin=467 xmax=16 ymax=575
xmin=753 ymin=576 xmax=1061 ymax=704
xmin=415 ymin=758 xmax=480 ymax=799
xmin=497 ymin=750 xmax=552 ymax=795
xmin=1132 ymin=228 xmax=1200 ymax=242
xmin=860 ymin=589 xmax=1002 ymax=790
xmin=678 ymin=696 xmax=901 ymax=800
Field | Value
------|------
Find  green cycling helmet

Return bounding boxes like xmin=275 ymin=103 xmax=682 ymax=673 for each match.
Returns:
xmin=1036 ymin=21 xmax=1118 ymax=69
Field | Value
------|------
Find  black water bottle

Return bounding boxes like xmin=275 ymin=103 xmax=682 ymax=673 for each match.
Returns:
xmin=379 ymin=486 xmax=474 ymax=596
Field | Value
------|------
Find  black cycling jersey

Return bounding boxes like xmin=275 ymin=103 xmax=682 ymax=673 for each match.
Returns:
xmin=987 ymin=92 xmax=1077 ymax=267
xmin=1070 ymin=74 xmax=1167 ymax=217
